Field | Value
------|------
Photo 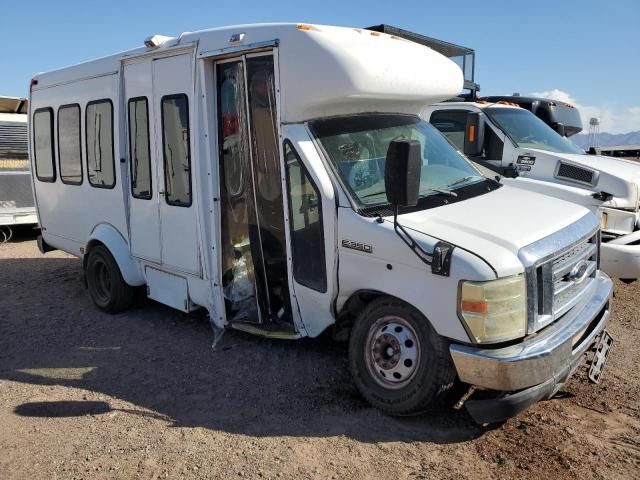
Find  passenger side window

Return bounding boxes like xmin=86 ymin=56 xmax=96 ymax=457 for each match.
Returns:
xmin=128 ymin=98 xmax=152 ymax=199
xmin=58 ymin=104 xmax=82 ymax=185
xmin=161 ymin=94 xmax=191 ymax=207
xmin=86 ymin=100 xmax=115 ymax=188
xmin=33 ymin=108 xmax=55 ymax=182
xmin=429 ymin=110 xmax=467 ymax=151
xmin=284 ymin=141 xmax=326 ymax=292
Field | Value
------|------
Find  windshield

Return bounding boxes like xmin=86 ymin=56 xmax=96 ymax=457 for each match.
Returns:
xmin=309 ymin=114 xmax=485 ymax=207
xmin=487 ymin=107 xmax=583 ymax=154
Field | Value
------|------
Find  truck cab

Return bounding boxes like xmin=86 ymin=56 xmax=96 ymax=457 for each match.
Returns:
xmin=483 ymin=95 xmax=583 ymax=137
xmin=425 ymin=101 xmax=640 ymax=280
xmin=30 ymin=23 xmax=613 ymax=424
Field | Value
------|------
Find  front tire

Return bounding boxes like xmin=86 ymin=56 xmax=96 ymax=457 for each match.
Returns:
xmin=349 ymin=297 xmax=457 ymax=416
xmin=86 ymin=245 xmax=134 ymax=314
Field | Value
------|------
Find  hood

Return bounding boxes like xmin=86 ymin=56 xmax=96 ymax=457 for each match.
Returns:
xmin=527 ymin=149 xmax=640 ymax=209
xmin=398 ymin=184 xmax=591 ymax=277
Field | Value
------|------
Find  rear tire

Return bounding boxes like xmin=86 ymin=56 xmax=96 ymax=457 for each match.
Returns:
xmin=348 ymin=297 xmax=458 ymax=416
xmin=86 ymin=245 xmax=134 ymax=314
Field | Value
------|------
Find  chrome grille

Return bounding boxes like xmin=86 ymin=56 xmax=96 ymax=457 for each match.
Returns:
xmin=518 ymin=214 xmax=600 ymax=334
xmin=551 ymin=236 xmax=598 ymax=318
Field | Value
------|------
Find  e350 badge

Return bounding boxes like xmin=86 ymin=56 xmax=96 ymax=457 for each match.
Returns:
xmin=342 ymin=239 xmax=372 ymax=254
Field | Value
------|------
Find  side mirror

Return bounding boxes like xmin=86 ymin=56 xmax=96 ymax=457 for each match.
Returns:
xmin=385 ymin=139 xmax=421 ymax=208
xmin=464 ymin=112 xmax=485 ymax=156
xmin=502 ymin=164 xmax=520 ymax=178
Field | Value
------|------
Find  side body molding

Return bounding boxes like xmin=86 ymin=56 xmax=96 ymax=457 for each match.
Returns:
xmin=86 ymin=224 xmax=145 ymax=286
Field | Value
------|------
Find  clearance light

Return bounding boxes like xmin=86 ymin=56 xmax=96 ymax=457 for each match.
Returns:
xmin=548 ymin=101 xmax=557 ymax=106
xmin=564 ymin=103 xmax=574 ymax=108
xmin=297 ymin=24 xmax=316 ymax=31
xmin=144 ymin=34 xmax=172 ymax=49
xmin=459 ymin=275 xmax=527 ymax=343
xmin=370 ymin=31 xmax=381 ymax=36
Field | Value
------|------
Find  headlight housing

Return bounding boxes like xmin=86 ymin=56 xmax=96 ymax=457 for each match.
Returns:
xmin=458 ymin=274 xmax=527 ymax=344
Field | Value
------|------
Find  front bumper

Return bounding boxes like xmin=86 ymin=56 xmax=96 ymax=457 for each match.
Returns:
xmin=601 ymin=241 xmax=640 ymax=279
xmin=450 ymin=272 xmax=613 ymax=423
xmin=0 ymin=211 xmax=38 ymax=226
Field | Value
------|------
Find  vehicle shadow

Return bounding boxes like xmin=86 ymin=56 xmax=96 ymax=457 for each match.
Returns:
xmin=0 ymin=256 xmax=486 ymax=444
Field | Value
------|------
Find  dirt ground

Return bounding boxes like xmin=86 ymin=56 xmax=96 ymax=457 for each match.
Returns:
xmin=1 ymin=229 xmax=639 ymax=480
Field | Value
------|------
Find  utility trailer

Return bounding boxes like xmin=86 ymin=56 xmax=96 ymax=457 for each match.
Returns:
xmin=30 ymin=23 xmax=612 ymax=424
xmin=0 ymin=96 xmax=37 ymax=240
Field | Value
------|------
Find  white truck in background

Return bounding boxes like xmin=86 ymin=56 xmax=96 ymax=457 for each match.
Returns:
xmin=0 ymin=96 xmax=37 ymax=240
xmin=423 ymin=101 xmax=640 ymax=281
xmin=30 ymin=23 xmax=613 ymax=424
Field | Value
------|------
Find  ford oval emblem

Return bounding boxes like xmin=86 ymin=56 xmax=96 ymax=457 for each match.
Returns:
xmin=568 ymin=260 xmax=589 ymax=283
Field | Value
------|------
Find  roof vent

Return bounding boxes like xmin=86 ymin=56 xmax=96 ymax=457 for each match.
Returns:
xmin=144 ymin=35 xmax=172 ymax=49
xmin=555 ymin=162 xmax=597 ymax=186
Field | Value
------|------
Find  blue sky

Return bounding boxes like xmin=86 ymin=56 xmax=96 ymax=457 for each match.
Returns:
xmin=2 ymin=0 xmax=638 ymax=132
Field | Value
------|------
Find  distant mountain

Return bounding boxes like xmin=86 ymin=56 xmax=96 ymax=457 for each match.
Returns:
xmin=572 ymin=131 xmax=640 ymax=149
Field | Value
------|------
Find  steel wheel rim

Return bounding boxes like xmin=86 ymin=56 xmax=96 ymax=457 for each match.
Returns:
xmin=365 ymin=315 xmax=421 ymax=390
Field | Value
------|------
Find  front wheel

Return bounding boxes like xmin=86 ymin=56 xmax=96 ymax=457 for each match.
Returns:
xmin=348 ymin=297 xmax=458 ymax=415
xmin=86 ymin=245 xmax=135 ymax=314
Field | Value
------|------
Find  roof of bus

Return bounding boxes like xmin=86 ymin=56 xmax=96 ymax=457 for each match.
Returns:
xmin=32 ymin=23 xmax=464 ymax=122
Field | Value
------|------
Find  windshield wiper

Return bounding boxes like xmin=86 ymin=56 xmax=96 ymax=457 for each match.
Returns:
xmin=447 ymin=175 xmax=484 ymax=189
xmin=428 ymin=188 xmax=458 ymax=198
xmin=359 ymin=191 xmax=387 ymax=200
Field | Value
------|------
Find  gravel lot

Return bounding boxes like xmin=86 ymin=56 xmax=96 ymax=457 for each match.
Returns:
xmin=1 ymin=228 xmax=639 ymax=479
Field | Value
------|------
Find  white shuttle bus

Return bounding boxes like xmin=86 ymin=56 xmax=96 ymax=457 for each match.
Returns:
xmin=424 ymin=101 xmax=640 ymax=281
xmin=30 ymin=23 xmax=613 ymax=423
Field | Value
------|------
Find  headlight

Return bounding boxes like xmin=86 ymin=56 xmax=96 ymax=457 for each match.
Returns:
xmin=458 ymin=275 xmax=527 ymax=343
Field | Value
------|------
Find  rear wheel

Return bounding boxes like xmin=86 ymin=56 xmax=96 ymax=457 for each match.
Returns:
xmin=349 ymin=297 xmax=458 ymax=415
xmin=86 ymin=245 xmax=134 ymax=313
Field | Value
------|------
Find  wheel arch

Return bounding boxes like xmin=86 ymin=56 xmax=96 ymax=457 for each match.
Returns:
xmin=334 ymin=290 xmax=420 ymax=340
xmin=84 ymin=224 xmax=145 ymax=286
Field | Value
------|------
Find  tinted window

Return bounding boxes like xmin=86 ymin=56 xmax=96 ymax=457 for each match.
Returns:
xmin=128 ymin=98 xmax=152 ymax=199
xmin=58 ymin=104 xmax=82 ymax=184
xmin=284 ymin=141 xmax=326 ymax=292
xmin=86 ymin=100 xmax=115 ymax=188
xmin=430 ymin=110 xmax=467 ymax=150
xmin=161 ymin=94 xmax=191 ymax=207
xmin=33 ymin=108 xmax=55 ymax=182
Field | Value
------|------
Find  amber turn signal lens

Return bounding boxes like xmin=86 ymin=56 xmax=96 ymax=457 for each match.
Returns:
xmin=461 ymin=300 xmax=488 ymax=314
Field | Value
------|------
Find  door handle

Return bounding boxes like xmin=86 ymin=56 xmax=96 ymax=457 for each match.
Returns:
xmin=159 ymin=190 xmax=165 ymax=196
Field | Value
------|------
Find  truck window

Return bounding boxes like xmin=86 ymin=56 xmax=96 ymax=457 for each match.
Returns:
xmin=33 ymin=108 xmax=55 ymax=182
xmin=58 ymin=104 xmax=82 ymax=185
xmin=128 ymin=97 xmax=152 ymax=199
xmin=161 ymin=94 xmax=191 ymax=207
xmin=86 ymin=100 xmax=115 ymax=188
xmin=431 ymin=110 xmax=503 ymax=161
xmin=284 ymin=141 xmax=326 ymax=293
xmin=429 ymin=110 xmax=466 ymax=150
